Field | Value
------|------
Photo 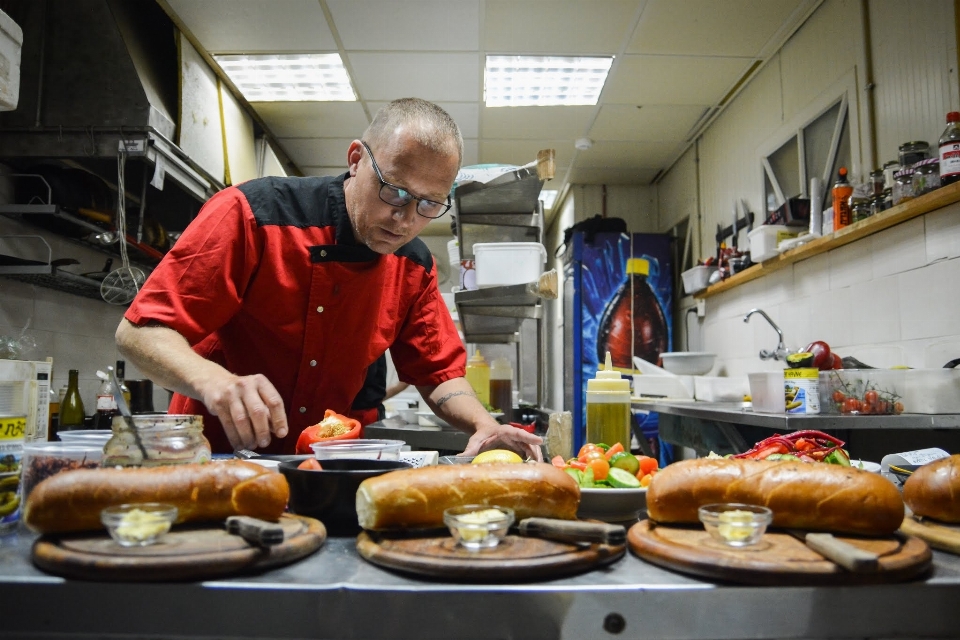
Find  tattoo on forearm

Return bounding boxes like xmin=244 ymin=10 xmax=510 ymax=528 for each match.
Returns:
xmin=436 ymin=390 xmax=475 ymax=408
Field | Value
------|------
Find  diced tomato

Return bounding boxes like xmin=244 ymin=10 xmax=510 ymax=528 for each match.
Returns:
xmin=586 ymin=457 xmax=610 ymax=481
xmin=793 ymin=438 xmax=815 ymax=451
xmin=569 ymin=460 xmax=588 ymax=471
xmin=578 ymin=443 xmax=600 ymax=458
xmin=297 ymin=458 xmax=323 ymax=471
xmin=551 ymin=455 xmax=567 ymax=469
xmin=636 ymin=455 xmax=659 ymax=475
xmin=604 ymin=442 xmax=625 ymax=460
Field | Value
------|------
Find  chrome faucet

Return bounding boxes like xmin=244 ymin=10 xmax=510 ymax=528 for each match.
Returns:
xmin=743 ymin=308 xmax=790 ymax=361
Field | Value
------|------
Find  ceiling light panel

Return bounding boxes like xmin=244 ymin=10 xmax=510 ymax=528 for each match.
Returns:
xmin=485 ymin=55 xmax=613 ymax=107
xmin=214 ymin=53 xmax=356 ymax=102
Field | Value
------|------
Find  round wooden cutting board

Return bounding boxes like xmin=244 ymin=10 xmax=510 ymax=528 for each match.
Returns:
xmin=628 ymin=519 xmax=931 ymax=585
xmin=899 ymin=515 xmax=960 ymax=555
xmin=32 ymin=514 xmax=326 ymax=581
xmin=356 ymin=531 xmax=625 ymax=582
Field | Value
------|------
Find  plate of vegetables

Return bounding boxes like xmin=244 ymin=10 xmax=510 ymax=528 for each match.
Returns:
xmin=731 ymin=429 xmax=854 ymax=465
xmin=552 ymin=442 xmax=660 ymax=523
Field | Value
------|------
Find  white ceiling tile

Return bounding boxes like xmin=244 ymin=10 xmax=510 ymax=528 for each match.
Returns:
xmin=251 ymin=102 xmax=370 ymax=138
xmin=481 ymin=106 xmax=594 ymax=140
xmin=629 ymin=0 xmax=806 ymax=57
xmin=480 ymin=139 xmax=574 ymax=170
xmin=328 ymin=0 xmax=480 ymax=51
xmin=604 ymin=55 xmax=753 ymax=105
xmin=366 ymin=101 xmax=480 ymax=139
xmin=346 ymin=53 xmax=480 ymax=102
xmin=278 ymin=138 xmax=354 ymax=167
xmin=569 ymin=166 xmax=661 ymax=185
xmin=575 ymin=140 xmax=678 ymax=170
xmin=165 ymin=0 xmax=335 ymax=53
xmin=484 ymin=1 xmax=644 ymax=54
xmin=590 ymin=104 xmax=709 ymax=142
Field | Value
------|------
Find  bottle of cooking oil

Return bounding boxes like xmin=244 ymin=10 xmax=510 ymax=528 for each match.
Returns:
xmin=465 ymin=349 xmax=490 ymax=406
xmin=586 ymin=351 xmax=632 ymax=451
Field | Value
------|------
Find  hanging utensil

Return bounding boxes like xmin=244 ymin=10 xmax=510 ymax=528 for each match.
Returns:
xmin=101 ymin=150 xmax=146 ymax=305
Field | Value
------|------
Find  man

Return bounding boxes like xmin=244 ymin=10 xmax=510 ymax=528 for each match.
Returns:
xmin=116 ymin=98 xmax=542 ymax=460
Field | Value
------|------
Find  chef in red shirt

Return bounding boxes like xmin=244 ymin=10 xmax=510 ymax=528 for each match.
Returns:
xmin=116 ymin=98 xmax=542 ymax=460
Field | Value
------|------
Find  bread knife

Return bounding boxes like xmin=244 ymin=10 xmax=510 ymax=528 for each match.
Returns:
xmin=518 ymin=518 xmax=625 ymax=545
xmin=225 ymin=516 xmax=285 ymax=547
xmin=788 ymin=530 xmax=879 ymax=572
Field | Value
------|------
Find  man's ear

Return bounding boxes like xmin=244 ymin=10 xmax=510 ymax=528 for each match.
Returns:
xmin=346 ymin=140 xmax=364 ymax=177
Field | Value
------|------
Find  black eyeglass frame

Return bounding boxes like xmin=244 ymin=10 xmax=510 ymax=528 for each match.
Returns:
xmin=360 ymin=140 xmax=452 ymax=219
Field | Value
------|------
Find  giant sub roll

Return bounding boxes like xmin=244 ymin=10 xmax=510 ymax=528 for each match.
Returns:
xmin=23 ymin=460 xmax=290 ymax=534
xmin=646 ymin=458 xmax=904 ymax=535
xmin=356 ymin=463 xmax=580 ymax=530
xmin=902 ymin=454 xmax=960 ymax=523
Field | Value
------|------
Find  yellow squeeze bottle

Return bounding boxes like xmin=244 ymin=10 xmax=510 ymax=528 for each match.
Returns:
xmin=465 ymin=349 xmax=490 ymax=406
xmin=586 ymin=351 xmax=631 ymax=451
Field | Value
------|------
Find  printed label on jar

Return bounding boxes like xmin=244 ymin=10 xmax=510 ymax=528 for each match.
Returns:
xmin=784 ymin=369 xmax=820 ymax=414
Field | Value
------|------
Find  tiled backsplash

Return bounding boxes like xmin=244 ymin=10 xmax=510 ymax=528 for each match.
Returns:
xmin=697 ymin=201 xmax=960 ymax=378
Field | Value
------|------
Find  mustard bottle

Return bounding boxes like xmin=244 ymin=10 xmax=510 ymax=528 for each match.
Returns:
xmin=586 ymin=351 xmax=631 ymax=451
xmin=465 ymin=349 xmax=490 ymax=406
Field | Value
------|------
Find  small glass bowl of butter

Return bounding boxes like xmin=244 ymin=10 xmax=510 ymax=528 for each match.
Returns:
xmin=101 ymin=503 xmax=178 ymax=547
xmin=698 ymin=503 xmax=772 ymax=547
xmin=443 ymin=505 xmax=514 ymax=550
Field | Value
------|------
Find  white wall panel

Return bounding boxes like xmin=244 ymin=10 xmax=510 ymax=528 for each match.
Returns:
xmin=869 ymin=0 xmax=959 ymax=167
xmin=573 ymin=184 xmax=657 ymax=232
xmin=657 ymin=145 xmax=697 ymax=235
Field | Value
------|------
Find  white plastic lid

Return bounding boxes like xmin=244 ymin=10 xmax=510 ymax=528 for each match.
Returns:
xmin=587 ymin=352 xmax=630 ymax=397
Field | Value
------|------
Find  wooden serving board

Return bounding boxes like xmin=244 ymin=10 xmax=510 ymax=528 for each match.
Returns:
xmin=628 ymin=520 xmax=931 ymax=585
xmin=32 ymin=514 xmax=326 ymax=581
xmin=900 ymin=515 xmax=960 ymax=555
xmin=356 ymin=531 xmax=625 ymax=582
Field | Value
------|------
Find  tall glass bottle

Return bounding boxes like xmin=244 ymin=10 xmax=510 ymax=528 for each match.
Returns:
xmin=489 ymin=356 xmax=513 ymax=422
xmin=115 ymin=360 xmax=131 ymax=407
xmin=586 ymin=351 xmax=632 ymax=451
xmin=596 ymin=258 xmax=668 ymax=369
xmin=92 ymin=370 xmax=118 ymax=430
xmin=939 ymin=111 xmax=960 ymax=186
xmin=58 ymin=369 xmax=86 ymax=432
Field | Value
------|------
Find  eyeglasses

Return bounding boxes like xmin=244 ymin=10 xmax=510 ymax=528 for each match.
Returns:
xmin=360 ymin=140 xmax=452 ymax=219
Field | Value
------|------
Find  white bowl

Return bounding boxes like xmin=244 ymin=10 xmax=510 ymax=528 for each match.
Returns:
xmin=660 ymin=352 xmax=716 ymax=376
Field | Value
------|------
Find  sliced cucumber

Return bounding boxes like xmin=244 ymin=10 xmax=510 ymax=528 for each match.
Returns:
xmin=608 ymin=467 xmax=641 ymax=489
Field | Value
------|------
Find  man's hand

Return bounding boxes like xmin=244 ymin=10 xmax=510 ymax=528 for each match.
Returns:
xmin=463 ymin=422 xmax=544 ymax=462
xmin=197 ymin=373 xmax=289 ymax=451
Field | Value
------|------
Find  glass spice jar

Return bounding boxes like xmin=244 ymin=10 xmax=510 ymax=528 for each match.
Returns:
xmin=103 ymin=414 xmax=211 ymax=467
xmin=869 ymin=169 xmax=885 ymax=197
xmin=898 ymin=141 xmax=930 ymax=168
xmin=851 ymin=197 xmax=872 ymax=222
xmin=892 ymin=168 xmax=916 ymax=205
xmin=911 ymin=157 xmax=941 ymax=195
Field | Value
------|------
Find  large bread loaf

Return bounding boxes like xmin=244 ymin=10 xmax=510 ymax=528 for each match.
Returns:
xmin=356 ymin=462 xmax=580 ymax=530
xmin=902 ymin=454 xmax=960 ymax=523
xmin=24 ymin=460 xmax=289 ymax=534
xmin=646 ymin=458 xmax=904 ymax=535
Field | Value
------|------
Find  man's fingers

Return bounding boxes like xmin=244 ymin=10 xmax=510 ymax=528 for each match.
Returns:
xmin=257 ymin=381 xmax=288 ymax=439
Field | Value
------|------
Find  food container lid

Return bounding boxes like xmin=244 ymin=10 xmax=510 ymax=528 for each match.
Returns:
xmin=913 ymin=157 xmax=939 ymax=168
xmin=894 ymin=168 xmax=915 ymax=178
xmin=898 ymin=140 xmax=930 ymax=150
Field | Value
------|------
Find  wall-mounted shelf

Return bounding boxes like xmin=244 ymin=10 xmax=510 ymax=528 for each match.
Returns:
xmin=0 ymin=235 xmax=108 ymax=301
xmin=697 ymin=180 xmax=960 ymax=299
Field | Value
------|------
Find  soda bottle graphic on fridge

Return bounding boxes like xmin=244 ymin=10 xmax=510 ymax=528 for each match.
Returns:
xmin=596 ymin=257 xmax=668 ymax=369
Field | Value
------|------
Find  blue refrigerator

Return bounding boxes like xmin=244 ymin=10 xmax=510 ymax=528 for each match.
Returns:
xmin=564 ymin=231 xmax=673 ymax=456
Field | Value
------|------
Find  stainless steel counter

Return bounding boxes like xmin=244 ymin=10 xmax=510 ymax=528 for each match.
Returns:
xmin=2 ymin=527 xmax=960 ymax=639
xmin=365 ymin=417 xmax=470 ymax=452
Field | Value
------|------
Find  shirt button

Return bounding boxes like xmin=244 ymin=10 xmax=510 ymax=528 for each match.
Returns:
xmin=316 ymin=306 xmax=324 ymax=313
xmin=299 ymin=407 xmax=307 ymax=414
xmin=320 ymin=250 xmax=327 ymax=257
xmin=309 ymin=360 xmax=317 ymax=367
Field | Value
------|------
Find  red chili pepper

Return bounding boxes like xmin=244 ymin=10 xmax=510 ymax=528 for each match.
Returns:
xmin=785 ymin=429 xmax=845 ymax=447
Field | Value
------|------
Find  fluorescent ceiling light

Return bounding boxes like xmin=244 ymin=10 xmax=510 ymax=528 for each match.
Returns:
xmin=213 ymin=53 xmax=356 ymax=102
xmin=540 ymin=189 xmax=558 ymax=210
xmin=485 ymin=55 xmax=613 ymax=107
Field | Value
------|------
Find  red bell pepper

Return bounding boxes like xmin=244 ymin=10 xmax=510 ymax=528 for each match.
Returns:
xmin=294 ymin=409 xmax=362 ymax=454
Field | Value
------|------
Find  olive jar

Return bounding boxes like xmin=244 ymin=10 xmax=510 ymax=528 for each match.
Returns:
xmin=103 ymin=414 xmax=211 ymax=467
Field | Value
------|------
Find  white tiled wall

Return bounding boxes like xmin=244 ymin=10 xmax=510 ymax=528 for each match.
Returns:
xmin=696 ymin=201 xmax=960 ymax=378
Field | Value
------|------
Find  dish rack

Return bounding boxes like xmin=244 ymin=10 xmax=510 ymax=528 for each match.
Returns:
xmin=398 ymin=451 xmax=439 ymax=468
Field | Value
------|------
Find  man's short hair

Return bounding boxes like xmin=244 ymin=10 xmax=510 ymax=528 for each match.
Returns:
xmin=363 ymin=98 xmax=463 ymax=167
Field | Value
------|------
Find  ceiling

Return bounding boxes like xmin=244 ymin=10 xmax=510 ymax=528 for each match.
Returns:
xmin=159 ymin=0 xmax=820 ymax=231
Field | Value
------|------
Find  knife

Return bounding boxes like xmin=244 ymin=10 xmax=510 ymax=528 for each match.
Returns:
xmin=788 ymin=530 xmax=879 ymax=572
xmin=226 ymin=515 xmax=285 ymax=547
xmin=518 ymin=518 xmax=625 ymax=545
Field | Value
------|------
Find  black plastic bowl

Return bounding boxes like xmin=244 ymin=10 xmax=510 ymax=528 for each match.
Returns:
xmin=277 ymin=457 xmax=411 ymax=535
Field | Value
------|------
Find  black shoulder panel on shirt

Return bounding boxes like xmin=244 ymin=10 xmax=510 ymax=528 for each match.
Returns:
xmin=395 ymin=236 xmax=434 ymax=275
xmin=236 ymin=174 xmax=344 ymax=228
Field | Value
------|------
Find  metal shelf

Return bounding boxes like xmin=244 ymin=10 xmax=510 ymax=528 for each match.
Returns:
xmin=0 ymin=235 xmax=106 ymax=301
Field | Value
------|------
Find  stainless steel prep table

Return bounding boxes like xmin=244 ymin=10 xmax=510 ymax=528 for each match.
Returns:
xmin=639 ymin=400 xmax=960 ymax=458
xmin=2 ymin=527 xmax=960 ymax=639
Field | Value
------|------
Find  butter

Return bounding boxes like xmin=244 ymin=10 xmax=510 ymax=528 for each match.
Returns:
xmin=455 ymin=509 xmax=508 ymax=542
xmin=115 ymin=508 xmax=171 ymax=542
xmin=717 ymin=509 xmax=756 ymax=542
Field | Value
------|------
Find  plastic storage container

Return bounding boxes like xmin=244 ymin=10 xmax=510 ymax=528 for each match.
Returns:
xmin=102 ymin=414 xmax=211 ymax=467
xmin=473 ymin=242 xmax=546 ymax=287
xmin=900 ymin=369 xmax=960 ymax=414
xmin=818 ymin=369 xmax=906 ymax=415
xmin=693 ymin=376 xmax=749 ymax=402
xmin=748 ymin=225 xmax=797 ymax=262
xmin=20 ymin=441 xmax=103 ymax=507
xmin=680 ymin=265 xmax=717 ymax=295
xmin=748 ymin=372 xmax=785 ymax=413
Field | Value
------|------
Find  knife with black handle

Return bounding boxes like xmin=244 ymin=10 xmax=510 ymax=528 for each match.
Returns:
xmin=518 ymin=518 xmax=626 ymax=545
xmin=226 ymin=516 xmax=285 ymax=547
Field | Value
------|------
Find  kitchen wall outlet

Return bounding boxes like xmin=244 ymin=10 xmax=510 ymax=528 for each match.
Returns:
xmin=696 ymin=299 xmax=706 ymax=317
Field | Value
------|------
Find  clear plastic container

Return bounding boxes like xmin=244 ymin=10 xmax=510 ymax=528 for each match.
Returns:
xmin=102 ymin=414 xmax=211 ymax=467
xmin=310 ymin=439 xmax=405 ymax=460
xmin=20 ymin=441 xmax=103 ymax=505
xmin=819 ymin=369 xmax=906 ymax=415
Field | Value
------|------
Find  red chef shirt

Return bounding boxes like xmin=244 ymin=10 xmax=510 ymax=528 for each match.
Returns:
xmin=125 ymin=173 xmax=465 ymax=454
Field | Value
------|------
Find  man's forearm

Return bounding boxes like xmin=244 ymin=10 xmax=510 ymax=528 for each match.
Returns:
xmin=419 ymin=377 xmax=494 ymax=433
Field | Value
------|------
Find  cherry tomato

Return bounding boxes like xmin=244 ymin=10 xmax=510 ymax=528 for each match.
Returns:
xmin=583 ymin=449 xmax=606 ymax=463
xmin=578 ymin=443 xmax=600 ymax=459
xmin=586 ymin=457 xmax=610 ymax=481
xmin=297 ymin=458 xmax=323 ymax=471
xmin=832 ymin=390 xmax=846 ymax=403
xmin=864 ymin=390 xmax=879 ymax=406
xmin=636 ymin=455 xmax=659 ymax=476
xmin=894 ymin=401 xmax=904 ymax=414
xmin=842 ymin=397 xmax=862 ymax=414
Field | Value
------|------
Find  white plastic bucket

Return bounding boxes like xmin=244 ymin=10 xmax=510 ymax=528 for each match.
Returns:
xmin=474 ymin=242 xmax=547 ymax=287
